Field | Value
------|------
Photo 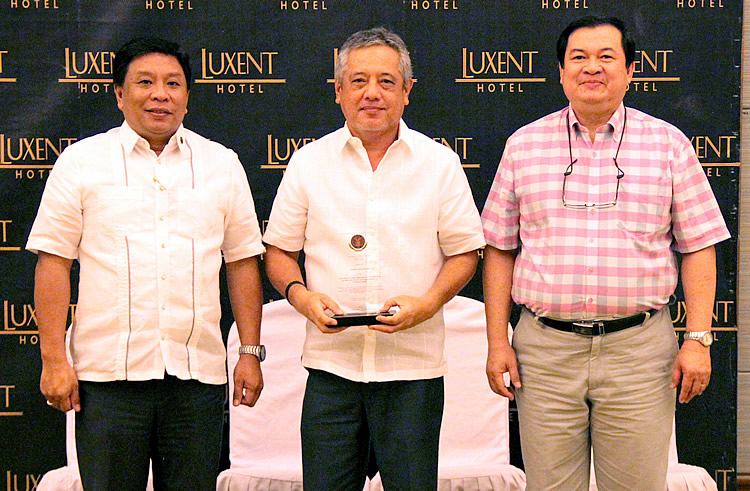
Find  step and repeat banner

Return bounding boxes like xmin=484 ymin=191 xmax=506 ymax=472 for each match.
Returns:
xmin=0 ymin=1 xmax=741 ymax=489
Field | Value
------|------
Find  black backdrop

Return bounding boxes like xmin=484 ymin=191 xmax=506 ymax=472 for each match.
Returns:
xmin=0 ymin=1 xmax=741 ymax=490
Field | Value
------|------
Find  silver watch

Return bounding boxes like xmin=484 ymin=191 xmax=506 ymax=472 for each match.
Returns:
xmin=239 ymin=344 xmax=266 ymax=361
xmin=684 ymin=331 xmax=713 ymax=347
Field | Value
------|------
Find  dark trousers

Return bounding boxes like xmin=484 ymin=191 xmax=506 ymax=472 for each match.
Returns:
xmin=76 ymin=375 xmax=225 ymax=491
xmin=301 ymin=368 xmax=444 ymax=491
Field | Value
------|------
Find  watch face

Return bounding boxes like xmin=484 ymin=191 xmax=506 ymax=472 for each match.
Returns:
xmin=258 ymin=345 xmax=267 ymax=362
xmin=700 ymin=333 xmax=713 ymax=346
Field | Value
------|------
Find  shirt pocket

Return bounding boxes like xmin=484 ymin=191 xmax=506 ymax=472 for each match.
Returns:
xmin=177 ymin=189 xmax=223 ymax=240
xmin=86 ymin=186 xmax=144 ymax=238
xmin=615 ymin=180 xmax=671 ymax=247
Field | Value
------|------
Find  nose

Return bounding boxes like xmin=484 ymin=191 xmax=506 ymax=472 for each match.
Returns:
xmin=150 ymin=81 xmax=170 ymax=100
xmin=583 ymin=56 xmax=602 ymax=73
xmin=363 ymin=79 xmax=381 ymax=99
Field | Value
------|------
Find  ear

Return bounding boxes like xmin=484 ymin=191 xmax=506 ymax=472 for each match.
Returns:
xmin=626 ymin=62 xmax=635 ymax=82
xmin=334 ymin=81 xmax=342 ymax=104
xmin=559 ymin=63 xmax=564 ymax=84
xmin=403 ymin=78 xmax=414 ymax=106
xmin=114 ymin=85 xmax=124 ymax=110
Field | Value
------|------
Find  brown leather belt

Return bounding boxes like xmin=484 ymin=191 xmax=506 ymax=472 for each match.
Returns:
xmin=537 ymin=309 xmax=659 ymax=336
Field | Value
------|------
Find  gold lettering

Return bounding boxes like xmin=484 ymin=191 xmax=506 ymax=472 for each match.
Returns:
xmin=201 ymin=50 xmax=278 ymax=78
xmin=0 ymin=220 xmax=10 ymax=242
xmin=462 ymin=49 xmax=537 ymax=78
xmin=634 ymin=50 xmax=673 ymax=74
xmin=690 ymin=135 xmax=736 ymax=159
xmin=267 ymin=135 xmax=316 ymax=165
xmin=64 ymin=49 xmax=116 ymax=78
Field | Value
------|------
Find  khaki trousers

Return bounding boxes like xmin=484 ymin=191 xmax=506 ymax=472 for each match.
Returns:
xmin=514 ymin=308 xmax=678 ymax=491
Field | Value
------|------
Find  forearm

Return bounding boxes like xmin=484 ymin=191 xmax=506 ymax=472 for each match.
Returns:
xmin=681 ymin=245 xmax=716 ymax=333
xmin=422 ymin=250 xmax=479 ymax=314
xmin=264 ymin=245 xmax=305 ymax=300
xmin=483 ymin=246 xmax=516 ymax=349
xmin=34 ymin=252 xmax=74 ymax=365
xmin=226 ymin=256 xmax=263 ymax=346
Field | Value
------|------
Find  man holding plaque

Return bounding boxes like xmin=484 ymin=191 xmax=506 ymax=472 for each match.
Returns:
xmin=263 ymin=27 xmax=485 ymax=490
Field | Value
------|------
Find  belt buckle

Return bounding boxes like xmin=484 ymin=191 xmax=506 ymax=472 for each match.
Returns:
xmin=572 ymin=320 xmax=604 ymax=336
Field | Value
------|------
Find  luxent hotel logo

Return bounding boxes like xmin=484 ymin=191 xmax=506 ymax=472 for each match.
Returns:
xmin=676 ymin=0 xmax=723 ymax=7
xmin=279 ymin=0 xmax=327 ymax=10
xmin=59 ymin=48 xmax=115 ymax=94
xmin=8 ymin=0 xmax=59 ymax=8
xmin=540 ymin=0 xmax=588 ymax=8
xmin=0 ymin=51 xmax=16 ymax=83
xmin=408 ymin=0 xmax=459 ymax=10
xmin=196 ymin=49 xmax=285 ymax=95
xmin=144 ymin=0 xmax=194 ymax=10
xmin=264 ymin=135 xmax=316 ymax=169
xmin=630 ymin=49 xmax=679 ymax=93
xmin=458 ymin=48 xmax=545 ymax=93
xmin=0 ymin=133 xmax=77 ymax=180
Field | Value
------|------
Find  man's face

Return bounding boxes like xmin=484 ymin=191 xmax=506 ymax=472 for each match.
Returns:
xmin=114 ymin=52 xmax=189 ymax=150
xmin=335 ymin=45 xmax=412 ymax=142
xmin=559 ymin=25 xmax=634 ymax=116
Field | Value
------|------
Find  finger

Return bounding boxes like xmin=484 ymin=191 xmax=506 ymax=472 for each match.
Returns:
xmin=368 ymin=323 xmax=399 ymax=333
xmin=509 ymin=365 xmax=522 ymax=390
xmin=319 ymin=296 xmax=343 ymax=316
xmin=670 ymin=362 xmax=681 ymax=390
xmin=70 ymin=385 xmax=81 ymax=412
xmin=241 ymin=386 xmax=262 ymax=407
xmin=679 ymin=377 xmax=699 ymax=404
xmin=232 ymin=380 xmax=243 ymax=407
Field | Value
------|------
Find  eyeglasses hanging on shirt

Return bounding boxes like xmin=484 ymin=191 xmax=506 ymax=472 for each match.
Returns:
xmin=562 ymin=107 xmax=626 ymax=209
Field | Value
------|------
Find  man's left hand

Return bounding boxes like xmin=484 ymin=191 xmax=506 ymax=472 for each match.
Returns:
xmin=671 ymin=342 xmax=711 ymax=404
xmin=369 ymin=295 xmax=437 ymax=333
xmin=232 ymin=355 xmax=263 ymax=407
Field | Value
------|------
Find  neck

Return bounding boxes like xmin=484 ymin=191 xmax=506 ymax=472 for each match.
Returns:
xmin=572 ymin=104 xmax=619 ymax=142
xmin=349 ymin=125 xmax=399 ymax=171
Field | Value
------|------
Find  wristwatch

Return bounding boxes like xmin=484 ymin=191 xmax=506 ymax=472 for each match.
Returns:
xmin=684 ymin=331 xmax=713 ymax=347
xmin=239 ymin=344 xmax=266 ymax=362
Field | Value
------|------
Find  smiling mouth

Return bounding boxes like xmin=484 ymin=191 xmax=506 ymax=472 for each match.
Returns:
xmin=147 ymin=108 xmax=172 ymax=116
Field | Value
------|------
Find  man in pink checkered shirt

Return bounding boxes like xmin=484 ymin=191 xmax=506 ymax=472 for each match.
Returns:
xmin=482 ymin=16 xmax=730 ymax=490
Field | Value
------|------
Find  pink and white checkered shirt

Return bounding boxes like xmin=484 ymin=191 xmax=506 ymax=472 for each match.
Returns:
xmin=482 ymin=104 xmax=730 ymax=320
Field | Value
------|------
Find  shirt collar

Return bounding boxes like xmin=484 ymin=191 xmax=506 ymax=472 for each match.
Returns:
xmin=334 ymin=119 xmax=414 ymax=156
xmin=566 ymin=103 xmax=626 ymax=142
xmin=119 ymin=121 xmax=189 ymax=156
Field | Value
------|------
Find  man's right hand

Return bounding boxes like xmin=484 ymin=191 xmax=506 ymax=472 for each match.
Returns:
xmin=486 ymin=343 xmax=521 ymax=400
xmin=289 ymin=287 xmax=347 ymax=333
xmin=40 ymin=360 xmax=81 ymax=412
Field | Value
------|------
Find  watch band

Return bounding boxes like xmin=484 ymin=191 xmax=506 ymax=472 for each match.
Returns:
xmin=684 ymin=330 xmax=713 ymax=347
xmin=239 ymin=344 xmax=266 ymax=362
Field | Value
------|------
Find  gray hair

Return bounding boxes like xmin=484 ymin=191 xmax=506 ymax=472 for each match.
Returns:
xmin=334 ymin=27 xmax=413 ymax=89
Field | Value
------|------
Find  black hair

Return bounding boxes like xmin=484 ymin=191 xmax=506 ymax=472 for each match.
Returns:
xmin=556 ymin=16 xmax=635 ymax=68
xmin=113 ymin=37 xmax=191 ymax=89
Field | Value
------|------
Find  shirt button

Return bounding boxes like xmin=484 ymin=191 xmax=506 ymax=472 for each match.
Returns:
xmin=159 ymin=216 xmax=164 ymax=222
xmin=161 ymin=274 xmax=167 ymax=280
xmin=161 ymin=305 xmax=166 ymax=311
xmin=161 ymin=243 xmax=166 ymax=248
xmin=161 ymin=334 xmax=166 ymax=341
xmin=591 ymin=151 xmax=599 ymax=159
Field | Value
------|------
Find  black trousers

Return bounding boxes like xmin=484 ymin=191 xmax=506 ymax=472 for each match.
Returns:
xmin=301 ymin=368 xmax=444 ymax=491
xmin=76 ymin=375 xmax=224 ymax=491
